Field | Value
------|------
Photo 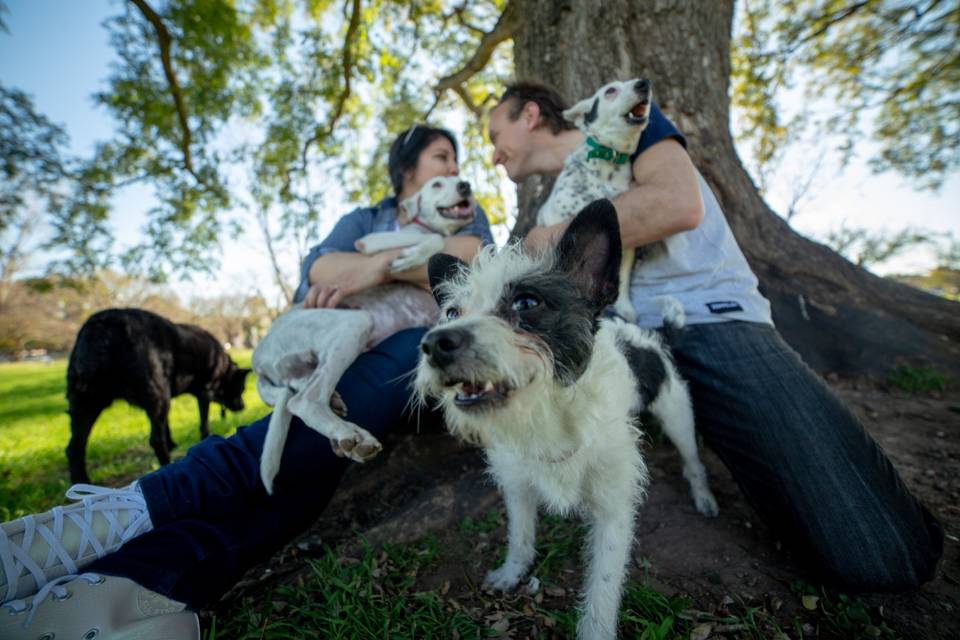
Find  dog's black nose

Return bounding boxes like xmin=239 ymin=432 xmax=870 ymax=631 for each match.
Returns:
xmin=457 ymin=181 xmax=472 ymax=197
xmin=634 ymin=79 xmax=650 ymax=94
xmin=421 ymin=327 xmax=472 ymax=367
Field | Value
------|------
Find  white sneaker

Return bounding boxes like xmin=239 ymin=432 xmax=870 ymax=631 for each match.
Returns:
xmin=0 ymin=573 xmax=199 ymax=640
xmin=1 ymin=483 xmax=153 ymax=603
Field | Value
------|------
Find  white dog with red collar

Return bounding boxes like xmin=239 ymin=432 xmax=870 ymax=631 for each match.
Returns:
xmin=355 ymin=176 xmax=475 ymax=272
xmin=254 ymin=176 xmax=477 ymax=494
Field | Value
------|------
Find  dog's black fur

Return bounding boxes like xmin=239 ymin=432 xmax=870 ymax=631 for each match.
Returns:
xmin=66 ymin=308 xmax=249 ymax=483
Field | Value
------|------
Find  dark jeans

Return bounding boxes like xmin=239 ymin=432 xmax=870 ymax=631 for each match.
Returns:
xmin=667 ymin=321 xmax=942 ymax=590
xmin=88 ymin=326 xmax=430 ymax=607
xmin=90 ymin=322 xmax=942 ymax=607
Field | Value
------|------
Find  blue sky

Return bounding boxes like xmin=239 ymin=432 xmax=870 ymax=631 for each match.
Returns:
xmin=2 ymin=0 xmax=958 ymax=304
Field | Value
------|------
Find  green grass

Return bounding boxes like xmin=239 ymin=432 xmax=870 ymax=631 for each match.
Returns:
xmin=2 ymin=358 xmax=906 ymax=639
xmin=205 ymin=516 xmax=813 ymax=640
xmin=206 ymin=537 xmax=495 ymax=640
xmin=887 ymin=363 xmax=948 ymax=393
xmin=0 ymin=353 xmax=268 ymax=520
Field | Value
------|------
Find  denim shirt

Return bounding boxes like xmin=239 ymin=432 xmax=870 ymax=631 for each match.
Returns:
xmin=293 ymin=196 xmax=494 ymax=304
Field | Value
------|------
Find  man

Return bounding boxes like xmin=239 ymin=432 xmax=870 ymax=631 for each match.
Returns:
xmin=487 ymin=81 xmax=942 ymax=590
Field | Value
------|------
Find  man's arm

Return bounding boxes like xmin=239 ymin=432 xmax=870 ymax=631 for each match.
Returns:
xmin=524 ymin=139 xmax=704 ymax=252
xmin=304 ymin=235 xmax=482 ymax=308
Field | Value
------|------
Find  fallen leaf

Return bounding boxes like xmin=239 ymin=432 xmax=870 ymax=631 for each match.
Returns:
xmin=801 ymin=594 xmax=819 ymax=610
xmin=690 ymin=622 xmax=713 ymax=640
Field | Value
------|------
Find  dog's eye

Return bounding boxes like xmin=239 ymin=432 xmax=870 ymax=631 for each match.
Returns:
xmin=445 ymin=307 xmax=461 ymax=320
xmin=604 ymin=86 xmax=618 ymax=97
xmin=512 ymin=293 xmax=540 ymax=311
xmin=432 ymin=181 xmax=442 ymax=189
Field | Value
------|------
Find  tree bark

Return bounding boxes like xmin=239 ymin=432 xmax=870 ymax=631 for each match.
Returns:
xmin=511 ymin=0 xmax=959 ymax=377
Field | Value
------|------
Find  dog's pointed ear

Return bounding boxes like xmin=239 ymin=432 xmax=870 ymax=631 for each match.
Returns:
xmin=555 ymin=199 xmax=622 ymax=312
xmin=563 ymin=96 xmax=599 ymax=129
xmin=428 ymin=253 xmax=467 ymax=306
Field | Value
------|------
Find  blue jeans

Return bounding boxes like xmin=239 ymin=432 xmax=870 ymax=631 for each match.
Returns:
xmin=89 ymin=322 xmax=942 ymax=606
xmin=88 ymin=326 xmax=431 ymax=607
xmin=666 ymin=321 xmax=942 ymax=590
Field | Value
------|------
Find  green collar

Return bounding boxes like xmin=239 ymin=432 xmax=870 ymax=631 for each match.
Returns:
xmin=585 ymin=137 xmax=630 ymax=165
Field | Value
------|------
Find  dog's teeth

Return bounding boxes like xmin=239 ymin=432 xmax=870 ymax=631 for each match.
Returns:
xmin=483 ymin=381 xmax=495 ymax=392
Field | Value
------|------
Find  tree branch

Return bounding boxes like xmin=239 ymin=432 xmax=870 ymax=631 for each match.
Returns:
xmin=432 ymin=1 xmax=517 ymax=115
xmin=300 ymin=0 xmax=361 ymax=171
xmin=253 ymin=205 xmax=294 ymax=306
xmin=128 ymin=0 xmax=198 ymax=181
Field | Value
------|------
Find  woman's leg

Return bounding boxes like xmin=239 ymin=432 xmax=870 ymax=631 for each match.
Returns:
xmin=88 ymin=327 xmax=428 ymax=607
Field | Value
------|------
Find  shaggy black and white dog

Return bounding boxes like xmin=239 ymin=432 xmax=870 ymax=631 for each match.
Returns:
xmin=416 ymin=200 xmax=716 ymax=640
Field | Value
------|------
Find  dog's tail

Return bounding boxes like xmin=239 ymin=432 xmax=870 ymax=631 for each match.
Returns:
xmin=657 ymin=296 xmax=685 ymax=343
xmin=260 ymin=387 xmax=293 ymax=495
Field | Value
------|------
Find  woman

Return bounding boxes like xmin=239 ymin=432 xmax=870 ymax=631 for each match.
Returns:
xmin=0 ymin=124 xmax=493 ymax=638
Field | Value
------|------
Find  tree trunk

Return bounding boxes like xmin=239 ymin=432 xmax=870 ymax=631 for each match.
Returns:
xmin=511 ymin=0 xmax=960 ymax=377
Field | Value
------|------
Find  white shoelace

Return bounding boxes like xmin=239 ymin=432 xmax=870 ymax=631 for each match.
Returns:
xmin=0 ymin=484 xmax=152 ymax=603
xmin=2 ymin=572 xmax=104 ymax=628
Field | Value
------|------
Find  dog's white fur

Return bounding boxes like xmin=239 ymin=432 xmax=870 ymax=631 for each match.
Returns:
xmin=254 ymin=176 xmax=475 ymax=494
xmin=416 ymin=204 xmax=717 ymax=639
xmin=537 ymin=78 xmax=652 ymax=322
xmin=612 ymin=313 xmax=719 ymax=517
xmin=355 ymin=176 xmax=475 ymax=273
xmin=417 ymin=242 xmax=642 ymax=640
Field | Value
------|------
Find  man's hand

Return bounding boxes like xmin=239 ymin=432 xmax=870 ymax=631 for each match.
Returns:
xmin=523 ymin=221 xmax=569 ymax=254
xmin=303 ymin=249 xmax=400 ymax=308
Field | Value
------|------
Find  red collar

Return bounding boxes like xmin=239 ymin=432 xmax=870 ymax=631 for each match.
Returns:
xmin=409 ymin=216 xmax=435 ymax=232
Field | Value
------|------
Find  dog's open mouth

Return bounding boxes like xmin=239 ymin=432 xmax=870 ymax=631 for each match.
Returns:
xmin=625 ymin=101 xmax=649 ymax=125
xmin=438 ymin=200 xmax=474 ymax=220
xmin=447 ymin=379 xmax=511 ymax=410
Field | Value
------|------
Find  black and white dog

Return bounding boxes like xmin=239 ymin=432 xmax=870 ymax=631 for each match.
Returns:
xmin=416 ymin=200 xmax=716 ymax=640
xmin=537 ymin=78 xmax=652 ymax=322
xmin=254 ymin=176 xmax=475 ymax=494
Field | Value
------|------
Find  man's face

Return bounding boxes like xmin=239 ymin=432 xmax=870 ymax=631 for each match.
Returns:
xmin=488 ymin=100 xmax=535 ymax=183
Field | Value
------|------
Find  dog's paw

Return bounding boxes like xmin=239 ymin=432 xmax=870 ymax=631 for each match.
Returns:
xmin=482 ymin=566 xmax=524 ymax=591
xmin=389 ymin=246 xmax=429 ymax=273
xmin=330 ymin=391 xmax=348 ymax=418
xmin=331 ymin=427 xmax=382 ymax=462
xmin=693 ymin=491 xmax=720 ymax=518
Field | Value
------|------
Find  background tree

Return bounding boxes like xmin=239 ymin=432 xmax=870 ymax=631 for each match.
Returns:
xmin=506 ymin=0 xmax=958 ymax=375
xmin=0 ymin=85 xmax=70 ymax=310
xmin=732 ymin=0 xmax=960 ymax=192
xmin=6 ymin=0 xmax=958 ymax=376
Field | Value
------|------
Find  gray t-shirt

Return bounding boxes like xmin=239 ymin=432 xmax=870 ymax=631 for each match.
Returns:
xmin=626 ymin=104 xmax=772 ymax=328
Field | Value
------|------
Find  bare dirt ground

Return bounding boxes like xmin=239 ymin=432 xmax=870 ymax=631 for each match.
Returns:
xmin=211 ymin=378 xmax=960 ymax=638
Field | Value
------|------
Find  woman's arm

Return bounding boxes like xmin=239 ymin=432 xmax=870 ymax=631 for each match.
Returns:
xmin=304 ymin=235 xmax=483 ymax=308
xmin=389 ymin=235 xmax=483 ymax=286
xmin=303 ymin=251 xmax=397 ymax=308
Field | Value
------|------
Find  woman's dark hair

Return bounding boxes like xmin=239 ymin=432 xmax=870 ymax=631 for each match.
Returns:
xmin=497 ymin=81 xmax=576 ymax=134
xmin=388 ymin=124 xmax=458 ymax=195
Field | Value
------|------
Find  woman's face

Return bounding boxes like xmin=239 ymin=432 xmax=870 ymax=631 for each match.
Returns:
xmin=401 ymin=136 xmax=459 ymax=200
